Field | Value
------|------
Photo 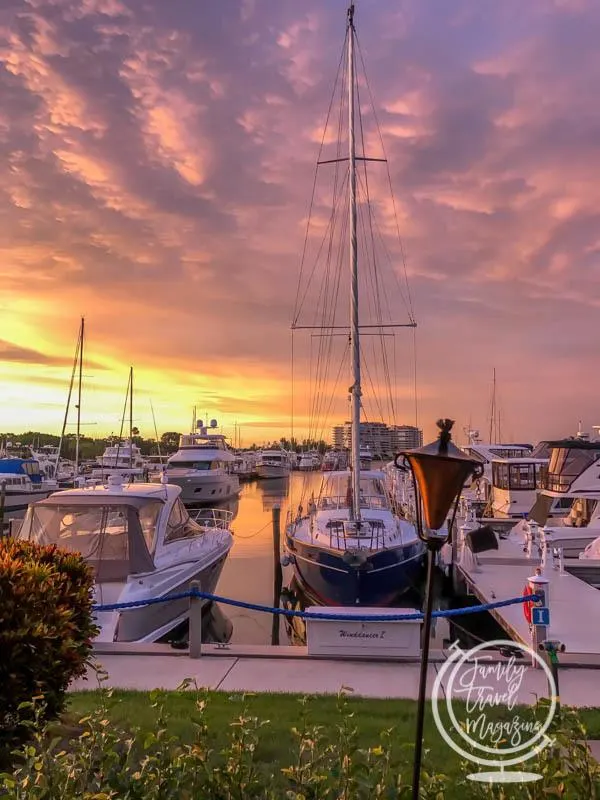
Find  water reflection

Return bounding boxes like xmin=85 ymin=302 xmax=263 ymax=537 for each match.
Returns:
xmin=167 ymin=602 xmax=234 ymax=647
xmin=260 ymin=477 xmax=289 ymax=511
xmin=181 ymin=473 xmax=506 ymax=649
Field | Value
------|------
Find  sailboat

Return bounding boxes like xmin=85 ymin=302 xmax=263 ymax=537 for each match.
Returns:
xmin=284 ymin=4 xmax=426 ymax=606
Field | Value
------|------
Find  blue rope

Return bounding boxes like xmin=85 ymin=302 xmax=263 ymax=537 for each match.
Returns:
xmin=93 ymin=590 xmax=541 ymax=622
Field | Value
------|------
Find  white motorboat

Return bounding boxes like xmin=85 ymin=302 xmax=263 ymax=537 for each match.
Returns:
xmin=523 ymin=436 xmax=600 ymax=556
xmin=98 ymin=441 xmax=145 ymax=470
xmin=460 ymin=435 xmax=534 ymax=510
xmin=163 ymin=421 xmax=240 ymax=504
xmin=485 ymin=456 xmax=560 ymax=520
xmin=256 ymin=449 xmax=291 ymax=479
xmin=17 ymin=475 xmax=233 ymax=643
xmin=298 ymin=451 xmax=320 ymax=471
xmin=359 ymin=446 xmax=373 ymax=470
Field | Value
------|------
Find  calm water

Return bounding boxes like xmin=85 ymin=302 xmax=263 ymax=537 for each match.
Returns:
xmin=199 ymin=472 xmax=506 ymax=649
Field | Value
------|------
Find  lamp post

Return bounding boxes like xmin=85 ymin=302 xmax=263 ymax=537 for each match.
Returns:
xmin=395 ymin=418 xmax=482 ymax=800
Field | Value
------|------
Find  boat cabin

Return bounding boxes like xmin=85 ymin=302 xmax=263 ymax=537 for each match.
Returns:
xmin=526 ymin=439 xmax=600 ymax=525
xmin=541 ymin=440 xmax=600 ymax=494
xmin=488 ymin=457 xmax=550 ymax=518
xmin=0 ymin=458 xmax=43 ymax=485
xmin=461 ymin=444 xmax=534 ymax=503
xmin=168 ymin=433 xmax=235 ymax=471
xmin=258 ymin=450 xmax=288 ymax=465
xmin=316 ymin=470 xmax=390 ymax=512
xmin=19 ymin=491 xmax=160 ymax=581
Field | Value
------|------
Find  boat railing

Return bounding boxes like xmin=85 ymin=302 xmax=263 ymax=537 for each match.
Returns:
xmin=321 ymin=518 xmax=386 ymax=550
xmin=317 ymin=495 xmax=388 ymax=511
xmin=190 ymin=508 xmax=234 ymax=530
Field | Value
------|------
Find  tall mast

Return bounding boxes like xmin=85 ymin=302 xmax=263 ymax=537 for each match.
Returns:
xmin=129 ymin=366 xmax=133 ymax=469
xmin=347 ymin=3 xmax=361 ymax=524
xmin=74 ymin=317 xmax=84 ymax=477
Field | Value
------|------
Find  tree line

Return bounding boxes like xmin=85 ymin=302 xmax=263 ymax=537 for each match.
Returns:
xmin=0 ymin=431 xmax=331 ymax=460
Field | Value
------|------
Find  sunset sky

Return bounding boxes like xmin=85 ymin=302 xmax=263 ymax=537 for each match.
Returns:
xmin=1 ymin=0 xmax=599 ymax=446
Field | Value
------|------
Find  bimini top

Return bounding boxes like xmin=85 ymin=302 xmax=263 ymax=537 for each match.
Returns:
xmin=20 ymin=489 xmax=163 ymax=578
xmin=41 ymin=480 xmax=180 ymax=505
xmin=0 ymin=458 xmax=42 ymax=483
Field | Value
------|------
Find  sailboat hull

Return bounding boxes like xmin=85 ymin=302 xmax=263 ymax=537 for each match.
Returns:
xmin=286 ymin=536 xmax=425 ymax=606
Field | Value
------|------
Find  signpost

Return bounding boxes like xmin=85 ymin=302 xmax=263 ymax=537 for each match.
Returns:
xmin=532 ymin=607 xmax=550 ymax=627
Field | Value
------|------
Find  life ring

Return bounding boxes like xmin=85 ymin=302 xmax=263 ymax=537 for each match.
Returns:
xmin=523 ymin=584 xmax=534 ymax=624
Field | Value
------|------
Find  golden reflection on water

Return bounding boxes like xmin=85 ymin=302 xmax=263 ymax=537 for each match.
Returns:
xmin=212 ymin=472 xmax=480 ymax=649
xmin=216 ymin=472 xmax=322 ymax=644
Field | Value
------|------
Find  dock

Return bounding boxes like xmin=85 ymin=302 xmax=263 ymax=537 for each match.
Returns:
xmin=457 ymin=533 xmax=600 ymax=656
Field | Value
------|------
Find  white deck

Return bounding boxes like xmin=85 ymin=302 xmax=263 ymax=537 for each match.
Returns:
xmin=458 ymin=535 xmax=600 ymax=655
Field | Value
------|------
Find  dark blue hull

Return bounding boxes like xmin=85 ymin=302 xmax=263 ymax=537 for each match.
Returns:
xmin=285 ymin=535 xmax=426 ymax=606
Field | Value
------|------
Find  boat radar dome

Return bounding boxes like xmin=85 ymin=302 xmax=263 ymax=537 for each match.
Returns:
xmin=210 ymin=419 xmax=218 ymax=428
xmin=107 ymin=474 xmax=124 ymax=490
xmin=196 ymin=420 xmax=204 ymax=429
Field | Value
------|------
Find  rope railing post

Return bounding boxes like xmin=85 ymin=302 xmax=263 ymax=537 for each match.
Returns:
xmin=189 ymin=580 xmax=202 ymax=659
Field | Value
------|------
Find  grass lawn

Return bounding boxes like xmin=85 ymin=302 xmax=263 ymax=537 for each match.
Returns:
xmin=65 ymin=689 xmax=600 ymax=791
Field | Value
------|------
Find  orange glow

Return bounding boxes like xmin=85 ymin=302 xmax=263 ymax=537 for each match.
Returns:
xmin=1 ymin=1 xmax=598 ymax=445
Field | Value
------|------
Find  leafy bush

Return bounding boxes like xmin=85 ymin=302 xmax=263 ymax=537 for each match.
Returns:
xmin=0 ymin=539 xmax=97 ymax=742
xmin=3 ymin=687 xmax=599 ymax=799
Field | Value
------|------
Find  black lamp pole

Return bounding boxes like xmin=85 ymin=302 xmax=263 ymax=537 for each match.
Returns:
xmin=395 ymin=419 xmax=481 ymax=800
xmin=411 ymin=538 xmax=442 ymax=800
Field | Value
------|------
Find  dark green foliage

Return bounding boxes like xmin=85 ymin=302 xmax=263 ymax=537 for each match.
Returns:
xmin=0 ymin=539 xmax=97 ymax=742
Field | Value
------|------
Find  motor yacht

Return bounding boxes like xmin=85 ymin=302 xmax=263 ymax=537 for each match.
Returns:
xmin=528 ymin=437 xmax=600 ymax=557
xmin=255 ymin=449 xmax=291 ymax=479
xmin=298 ymin=451 xmax=321 ymax=471
xmin=17 ymin=475 xmax=233 ymax=643
xmin=163 ymin=421 xmax=240 ymax=505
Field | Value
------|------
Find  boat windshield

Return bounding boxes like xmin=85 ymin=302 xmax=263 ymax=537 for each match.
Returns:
xmin=545 ymin=447 xmax=600 ymax=492
xmin=20 ymin=501 xmax=160 ymax=566
xmin=317 ymin=475 xmax=389 ymax=511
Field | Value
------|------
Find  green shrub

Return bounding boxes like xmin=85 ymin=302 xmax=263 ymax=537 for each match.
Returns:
xmin=0 ymin=539 xmax=97 ymax=742
xmin=3 ymin=688 xmax=598 ymax=800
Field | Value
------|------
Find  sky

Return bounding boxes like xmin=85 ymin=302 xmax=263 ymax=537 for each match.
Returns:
xmin=1 ymin=0 xmax=599 ymax=447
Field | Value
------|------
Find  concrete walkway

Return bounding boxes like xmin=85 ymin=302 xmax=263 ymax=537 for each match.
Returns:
xmin=72 ymin=652 xmax=600 ymax=707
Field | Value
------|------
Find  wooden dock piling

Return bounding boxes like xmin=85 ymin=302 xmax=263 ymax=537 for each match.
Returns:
xmin=271 ymin=504 xmax=282 ymax=646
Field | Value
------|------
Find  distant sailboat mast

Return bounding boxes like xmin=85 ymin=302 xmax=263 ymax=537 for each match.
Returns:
xmin=348 ymin=3 xmax=361 ymax=525
xmin=56 ymin=317 xmax=84 ymax=479
xmin=129 ymin=366 xmax=134 ymax=470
